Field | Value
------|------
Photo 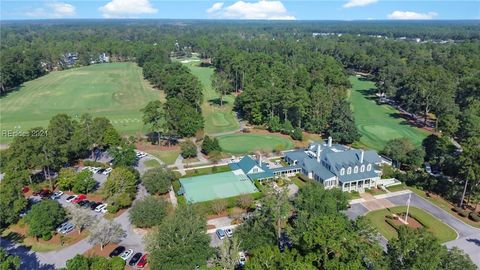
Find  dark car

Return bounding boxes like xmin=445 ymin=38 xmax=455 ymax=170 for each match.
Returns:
xmin=109 ymin=246 xmax=126 ymax=257
xmin=128 ymin=252 xmax=142 ymax=266
xmin=280 ymin=232 xmax=293 ymax=249
xmin=90 ymin=202 xmax=101 ymax=210
xmin=277 ymin=241 xmax=285 ymax=253
xmin=78 ymin=200 xmax=90 ymax=208
xmin=39 ymin=189 xmax=52 ymax=198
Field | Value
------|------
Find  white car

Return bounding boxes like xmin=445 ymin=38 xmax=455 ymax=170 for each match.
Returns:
xmin=102 ymin=168 xmax=112 ymax=175
xmin=89 ymin=167 xmax=101 ymax=174
xmin=225 ymin=228 xmax=233 ymax=238
xmin=56 ymin=222 xmax=70 ymax=233
xmin=65 ymin=195 xmax=78 ymax=203
xmin=59 ymin=223 xmax=74 ymax=234
xmin=51 ymin=191 xmax=64 ymax=200
xmin=120 ymin=249 xmax=134 ymax=261
xmin=95 ymin=203 xmax=107 ymax=212
xmin=239 ymin=251 xmax=246 ymax=266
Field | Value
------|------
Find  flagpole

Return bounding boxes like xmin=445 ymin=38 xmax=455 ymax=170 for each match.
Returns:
xmin=405 ymin=193 xmax=411 ymax=224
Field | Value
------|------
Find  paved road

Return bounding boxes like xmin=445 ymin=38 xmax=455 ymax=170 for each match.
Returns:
xmin=347 ymin=192 xmax=480 ymax=267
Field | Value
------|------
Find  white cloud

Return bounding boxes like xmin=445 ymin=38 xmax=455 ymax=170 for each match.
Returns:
xmin=25 ymin=1 xmax=76 ymax=18
xmin=207 ymin=2 xmax=224 ymax=14
xmin=343 ymin=0 xmax=377 ymax=8
xmin=206 ymin=0 xmax=295 ymax=20
xmin=99 ymin=0 xmax=157 ymax=18
xmin=388 ymin=11 xmax=438 ymax=20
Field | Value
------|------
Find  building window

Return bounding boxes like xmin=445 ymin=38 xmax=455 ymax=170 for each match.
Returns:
xmin=367 ymin=164 xmax=372 ymax=171
xmin=361 ymin=165 xmax=365 ymax=172
xmin=347 ymin=167 xmax=351 ymax=174
xmin=354 ymin=166 xmax=358 ymax=173
xmin=340 ymin=168 xmax=345 ymax=175
xmin=253 ymin=168 xmax=258 ymax=173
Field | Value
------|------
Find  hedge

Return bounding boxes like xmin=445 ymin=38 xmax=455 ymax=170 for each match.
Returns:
xmin=83 ymin=160 xmax=108 ymax=168
xmin=469 ymin=212 xmax=480 ymax=222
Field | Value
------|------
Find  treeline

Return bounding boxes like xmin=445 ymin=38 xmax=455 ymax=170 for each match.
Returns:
xmin=140 ymin=47 xmax=204 ymax=139
xmin=210 ymin=45 xmax=359 ymax=143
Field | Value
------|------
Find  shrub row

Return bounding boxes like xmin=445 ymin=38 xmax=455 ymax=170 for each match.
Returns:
xmin=83 ymin=160 xmax=108 ymax=168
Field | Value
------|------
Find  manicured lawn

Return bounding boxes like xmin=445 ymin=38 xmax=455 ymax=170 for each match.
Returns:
xmin=348 ymin=76 xmax=429 ymax=151
xmin=144 ymin=159 xmax=161 ymax=168
xmin=0 ymin=62 xmax=164 ymax=144
xmin=217 ymin=133 xmax=294 ymax=154
xmin=185 ymin=165 xmax=231 ymax=177
xmin=386 ymin=183 xmax=408 ymax=192
xmin=365 ymin=206 xmax=457 ymax=243
xmin=147 ymin=149 xmax=181 ymax=165
xmin=290 ymin=176 xmax=307 ymax=187
xmin=186 ymin=63 xmax=240 ymax=135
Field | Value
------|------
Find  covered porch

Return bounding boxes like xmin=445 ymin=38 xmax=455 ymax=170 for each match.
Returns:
xmin=341 ymin=178 xmax=376 ymax=192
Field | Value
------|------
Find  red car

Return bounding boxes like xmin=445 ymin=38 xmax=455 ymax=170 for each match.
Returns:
xmin=136 ymin=254 xmax=148 ymax=268
xmin=71 ymin=194 xmax=87 ymax=204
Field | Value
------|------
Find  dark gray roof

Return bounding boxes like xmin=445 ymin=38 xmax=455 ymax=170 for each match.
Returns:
xmin=284 ymin=142 xmax=381 ymax=182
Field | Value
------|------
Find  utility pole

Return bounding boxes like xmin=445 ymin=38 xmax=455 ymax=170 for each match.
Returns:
xmin=460 ymin=178 xmax=469 ymax=207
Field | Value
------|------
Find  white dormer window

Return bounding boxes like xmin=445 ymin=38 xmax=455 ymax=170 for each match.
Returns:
xmin=340 ymin=168 xmax=345 ymax=175
xmin=361 ymin=165 xmax=365 ymax=172
xmin=367 ymin=164 xmax=372 ymax=171
xmin=253 ymin=168 xmax=258 ymax=173
xmin=347 ymin=167 xmax=351 ymax=174
xmin=354 ymin=166 xmax=358 ymax=173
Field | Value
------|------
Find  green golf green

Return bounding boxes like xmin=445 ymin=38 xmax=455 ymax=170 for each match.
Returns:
xmin=365 ymin=206 xmax=457 ymax=243
xmin=0 ymin=62 xmax=164 ymax=144
xmin=217 ymin=133 xmax=294 ymax=154
xmin=348 ymin=76 xmax=428 ymax=150
xmin=185 ymin=62 xmax=240 ymax=135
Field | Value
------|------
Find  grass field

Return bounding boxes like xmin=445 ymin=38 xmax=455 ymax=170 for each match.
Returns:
xmin=365 ymin=206 xmax=457 ymax=243
xmin=148 ymin=149 xmax=181 ymax=165
xmin=348 ymin=76 xmax=428 ymax=151
xmin=217 ymin=133 xmax=294 ymax=154
xmin=0 ymin=62 xmax=164 ymax=144
xmin=185 ymin=63 xmax=240 ymax=135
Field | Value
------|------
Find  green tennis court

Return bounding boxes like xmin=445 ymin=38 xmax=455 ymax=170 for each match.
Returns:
xmin=179 ymin=171 xmax=258 ymax=203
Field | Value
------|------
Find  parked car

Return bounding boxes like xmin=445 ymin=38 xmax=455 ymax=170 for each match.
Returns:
xmin=65 ymin=195 xmax=77 ymax=203
xmin=136 ymin=254 xmax=148 ymax=268
xmin=216 ymin=229 xmax=226 ymax=240
xmin=120 ymin=249 xmax=134 ymax=261
xmin=225 ymin=228 xmax=233 ymax=238
xmin=129 ymin=252 xmax=142 ymax=266
xmin=50 ymin=191 xmax=64 ymax=200
xmin=96 ymin=168 xmax=105 ymax=174
xmin=59 ymin=223 xmax=74 ymax=234
xmin=109 ymin=246 xmax=126 ymax=257
xmin=78 ymin=200 xmax=90 ymax=208
xmin=280 ymin=231 xmax=293 ymax=249
xmin=90 ymin=202 xmax=101 ymax=210
xmin=103 ymin=168 xmax=112 ymax=175
xmin=56 ymin=222 xmax=70 ymax=233
xmin=238 ymin=251 xmax=246 ymax=266
xmin=40 ymin=189 xmax=53 ymax=198
xmin=95 ymin=203 xmax=107 ymax=212
xmin=71 ymin=194 xmax=87 ymax=204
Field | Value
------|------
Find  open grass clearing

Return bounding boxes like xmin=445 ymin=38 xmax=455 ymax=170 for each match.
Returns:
xmin=185 ymin=165 xmax=231 ymax=177
xmin=0 ymin=62 xmax=164 ymax=144
xmin=365 ymin=205 xmax=457 ymax=242
xmin=348 ymin=76 xmax=428 ymax=151
xmin=144 ymin=159 xmax=161 ymax=168
xmin=147 ymin=149 xmax=180 ymax=165
xmin=217 ymin=133 xmax=294 ymax=154
xmin=183 ymin=62 xmax=240 ymax=135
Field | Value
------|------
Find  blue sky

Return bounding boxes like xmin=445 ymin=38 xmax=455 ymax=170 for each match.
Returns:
xmin=1 ymin=0 xmax=478 ymax=20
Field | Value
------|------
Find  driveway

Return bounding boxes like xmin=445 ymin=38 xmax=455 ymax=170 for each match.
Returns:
xmin=346 ymin=191 xmax=480 ymax=267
